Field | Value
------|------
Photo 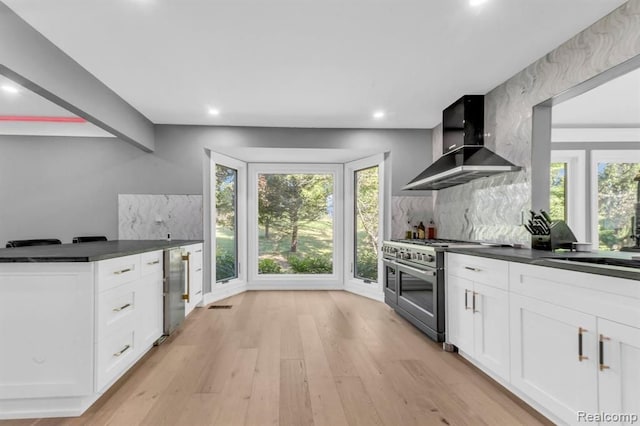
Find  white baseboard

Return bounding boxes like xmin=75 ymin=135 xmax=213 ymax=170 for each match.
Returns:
xmin=344 ymin=280 xmax=384 ymax=302
xmin=246 ymin=281 xmax=343 ymax=291
xmin=203 ymin=281 xmax=247 ymax=305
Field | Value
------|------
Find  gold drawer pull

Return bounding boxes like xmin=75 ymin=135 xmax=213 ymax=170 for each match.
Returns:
xmin=464 ymin=266 xmax=481 ymax=272
xmin=182 ymin=253 xmax=191 ymax=302
xmin=113 ymin=303 xmax=131 ymax=312
xmin=195 ymin=267 xmax=202 ymax=272
xmin=578 ymin=327 xmax=588 ymax=361
xmin=599 ymin=334 xmax=611 ymax=371
xmin=113 ymin=344 xmax=131 ymax=357
xmin=113 ymin=267 xmax=133 ymax=275
xmin=146 ymin=260 xmax=160 ymax=265
xmin=195 ymin=249 xmax=202 ymax=253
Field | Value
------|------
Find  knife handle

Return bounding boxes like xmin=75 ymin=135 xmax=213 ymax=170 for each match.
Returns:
xmin=540 ymin=209 xmax=552 ymax=224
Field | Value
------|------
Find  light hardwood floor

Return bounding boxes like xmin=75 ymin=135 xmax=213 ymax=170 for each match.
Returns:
xmin=3 ymin=291 xmax=552 ymax=426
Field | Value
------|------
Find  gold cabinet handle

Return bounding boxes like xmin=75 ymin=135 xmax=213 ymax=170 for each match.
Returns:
xmin=464 ymin=289 xmax=471 ymax=310
xmin=599 ymin=334 xmax=611 ymax=371
xmin=182 ymin=253 xmax=190 ymax=302
xmin=113 ymin=267 xmax=133 ymax=275
xmin=464 ymin=266 xmax=481 ymax=272
xmin=195 ymin=267 xmax=202 ymax=272
xmin=113 ymin=344 xmax=131 ymax=357
xmin=112 ymin=303 xmax=131 ymax=312
xmin=472 ymin=291 xmax=479 ymax=313
xmin=578 ymin=327 xmax=589 ymax=361
xmin=146 ymin=260 xmax=160 ymax=265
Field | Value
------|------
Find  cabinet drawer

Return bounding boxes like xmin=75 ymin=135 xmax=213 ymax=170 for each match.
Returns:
xmin=96 ymin=328 xmax=136 ymax=391
xmin=447 ymin=253 xmax=508 ymax=290
xmin=96 ymin=282 xmax=137 ymax=336
xmin=140 ymin=250 xmax=163 ymax=277
xmin=96 ymin=254 xmax=141 ymax=293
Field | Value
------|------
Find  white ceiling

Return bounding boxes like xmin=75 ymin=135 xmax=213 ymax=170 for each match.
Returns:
xmin=0 ymin=74 xmax=115 ymax=137
xmin=3 ymin=0 xmax=627 ymax=129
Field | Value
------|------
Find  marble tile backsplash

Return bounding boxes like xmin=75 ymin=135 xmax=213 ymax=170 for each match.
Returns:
xmin=391 ymin=196 xmax=434 ymax=239
xmin=433 ymin=1 xmax=640 ymax=245
xmin=118 ymin=194 xmax=203 ymax=240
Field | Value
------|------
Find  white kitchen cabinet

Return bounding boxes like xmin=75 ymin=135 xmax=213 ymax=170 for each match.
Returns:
xmin=510 ymin=293 xmax=598 ymax=425
xmin=137 ymin=250 xmax=164 ymax=352
xmin=446 ymin=253 xmax=510 ymax=380
xmin=447 ymin=274 xmax=475 ymax=354
xmin=509 ymin=262 xmax=640 ymax=425
xmin=0 ymin=264 xmax=94 ymax=402
xmin=183 ymin=243 xmax=203 ymax=317
xmin=597 ymin=318 xmax=640 ymax=423
xmin=0 ymin=249 xmax=165 ymax=419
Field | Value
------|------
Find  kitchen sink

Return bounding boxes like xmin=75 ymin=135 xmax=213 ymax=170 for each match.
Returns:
xmin=542 ymin=256 xmax=640 ymax=270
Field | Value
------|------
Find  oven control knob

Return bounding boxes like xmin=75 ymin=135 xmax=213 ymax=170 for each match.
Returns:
xmin=397 ymin=252 xmax=403 ymax=259
xmin=404 ymin=253 xmax=411 ymax=260
xmin=426 ymin=254 xmax=435 ymax=262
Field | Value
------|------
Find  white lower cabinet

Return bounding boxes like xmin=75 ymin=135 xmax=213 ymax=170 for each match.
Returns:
xmin=446 ymin=253 xmax=510 ymax=381
xmin=597 ymin=319 xmax=640 ymax=423
xmin=0 ymin=250 xmax=164 ymax=419
xmin=509 ymin=262 xmax=640 ymax=425
xmin=509 ymin=293 xmax=598 ymax=425
xmin=183 ymin=243 xmax=203 ymax=317
xmin=446 ymin=255 xmax=640 ymax=426
xmin=473 ymin=282 xmax=510 ymax=379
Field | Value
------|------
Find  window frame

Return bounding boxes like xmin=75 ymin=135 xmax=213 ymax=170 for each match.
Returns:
xmin=590 ymin=149 xmax=640 ymax=250
xmin=344 ymin=153 xmax=385 ymax=298
xmin=210 ymin=152 xmax=247 ymax=290
xmin=550 ymin=150 xmax=586 ymax=241
xmin=247 ymin=163 xmax=344 ymax=289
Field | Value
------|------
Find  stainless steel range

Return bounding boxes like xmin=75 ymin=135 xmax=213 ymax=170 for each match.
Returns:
xmin=382 ymin=239 xmax=483 ymax=342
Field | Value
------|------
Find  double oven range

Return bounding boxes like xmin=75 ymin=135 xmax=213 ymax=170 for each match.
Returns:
xmin=382 ymin=239 xmax=482 ymax=342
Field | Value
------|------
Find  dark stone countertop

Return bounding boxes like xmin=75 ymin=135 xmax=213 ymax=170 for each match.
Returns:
xmin=0 ymin=240 xmax=204 ymax=263
xmin=445 ymin=246 xmax=640 ymax=281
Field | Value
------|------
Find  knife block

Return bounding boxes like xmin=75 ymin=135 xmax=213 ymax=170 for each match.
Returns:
xmin=531 ymin=220 xmax=577 ymax=251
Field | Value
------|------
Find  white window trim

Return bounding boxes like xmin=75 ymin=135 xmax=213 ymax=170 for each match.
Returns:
xmin=206 ymin=152 xmax=248 ymax=304
xmin=550 ymin=150 xmax=586 ymax=241
xmin=590 ymin=149 xmax=640 ymax=250
xmin=247 ymin=163 xmax=344 ymax=290
xmin=344 ymin=153 xmax=385 ymax=302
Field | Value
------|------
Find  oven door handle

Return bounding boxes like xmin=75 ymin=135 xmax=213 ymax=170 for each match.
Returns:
xmin=395 ymin=262 xmax=437 ymax=278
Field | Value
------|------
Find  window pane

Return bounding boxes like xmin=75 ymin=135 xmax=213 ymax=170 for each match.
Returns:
xmin=258 ymin=173 xmax=334 ymax=274
xmin=216 ymin=164 xmax=237 ymax=282
xmin=549 ymin=162 xmax=567 ymax=222
xmin=597 ymin=162 xmax=640 ymax=251
xmin=354 ymin=166 xmax=379 ymax=282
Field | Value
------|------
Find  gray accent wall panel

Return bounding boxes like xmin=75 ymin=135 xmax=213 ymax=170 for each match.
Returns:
xmin=0 ymin=128 xmax=430 ymax=246
xmin=434 ymin=0 xmax=640 ymax=245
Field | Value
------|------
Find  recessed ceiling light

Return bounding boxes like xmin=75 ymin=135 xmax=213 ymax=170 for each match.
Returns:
xmin=1 ymin=85 xmax=19 ymax=94
xmin=469 ymin=0 xmax=488 ymax=6
xmin=373 ymin=110 xmax=385 ymax=119
xmin=208 ymin=107 xmax=220 ymax=116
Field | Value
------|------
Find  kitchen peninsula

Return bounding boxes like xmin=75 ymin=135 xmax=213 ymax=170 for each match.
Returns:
xmin=0 ymin=240 xmax=202 ymax=419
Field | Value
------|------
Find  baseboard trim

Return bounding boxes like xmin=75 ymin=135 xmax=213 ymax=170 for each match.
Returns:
xmin=344 ymin=280 xmax=384 ymax=302
xmin=204 ymin=282 xmax=247 ymax=305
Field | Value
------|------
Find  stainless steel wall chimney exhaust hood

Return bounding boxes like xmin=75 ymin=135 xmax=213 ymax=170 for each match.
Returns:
xmin=403 ymin=95 xmax=521 ymax=191
xmin=402 ymin=146 xmax=521 ymax=190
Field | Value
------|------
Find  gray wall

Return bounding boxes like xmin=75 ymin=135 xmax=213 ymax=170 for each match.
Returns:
xmin=0 ymin=3 xmax=154 ymax=151
xmin=0 ymin=127 xmax=430 ymax=246
xmin=433 ymin=0 xmax=640 ymax=245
